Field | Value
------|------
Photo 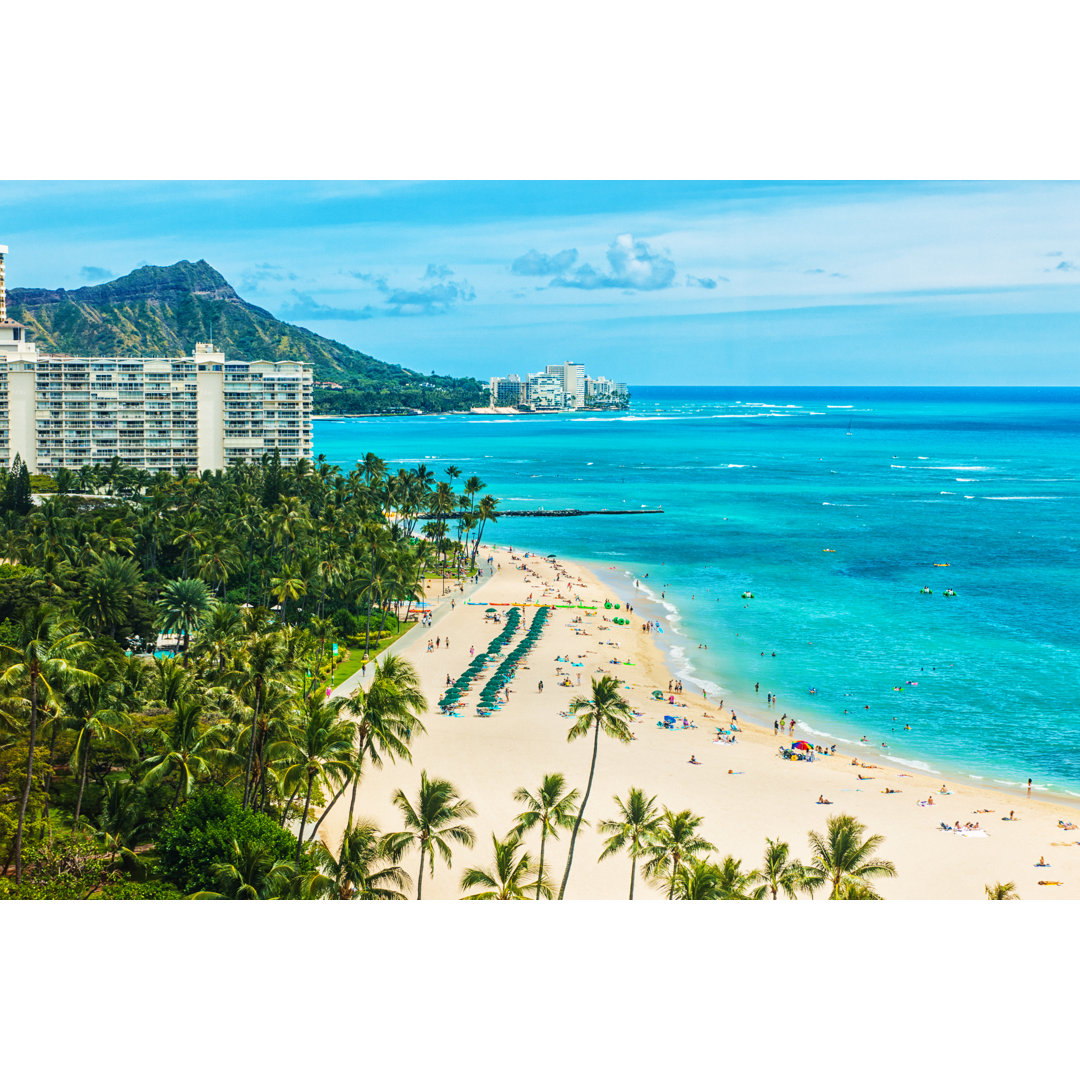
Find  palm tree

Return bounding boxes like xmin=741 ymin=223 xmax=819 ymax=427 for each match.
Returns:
xmin=273 ymin=696 xmax=356 ymax=863
xmin=460 ymin=832 xmax=552 ymax=899
xmin=294 ymin=821 xmax=411 ymax=900
xmin=598 ymin=787 xmax=663 ymax=899
xmin=642 ymin=808 xmax=717 ymax=899
xmin=803 ymin=813 xmax=898 ymax=899
xmin=385 ymin=771 xmax=477 ymax=899
xmin=142 ymin=695 xmax=223 ymax=809
xmin=64 ymin=665 xmax=134 ymax=826
xmin=670 ymin=857 xmax=723 ymax=900
xmin=749 ymin=837 xmax=810 ymax=900
xmin=337 ymin=653 xmax=427 ymax=832
xmin=511 ymin=773 xmax=580 ymax=899
xmin=0 ymin=606 xmax=97 ymax=884
xmin=985 ymin=881 xmax=1020 ymax=900
xmin=191 ymin=837 xmax=294 ymax=899
xmin=558 ymin=675 xmax=634 ymax=899
xmin=155 ymin=577 xmax=215 ymax=655
xmin=230 ymin=630 xmax=290 ymax=810
xmin=714 ymin=855 xmax=757 ymax=899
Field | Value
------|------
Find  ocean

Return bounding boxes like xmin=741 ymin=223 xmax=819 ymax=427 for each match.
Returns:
xmin=314 ymin=387 xmax=1080 ymax=799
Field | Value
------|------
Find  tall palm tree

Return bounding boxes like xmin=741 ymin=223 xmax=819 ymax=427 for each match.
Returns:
xmin=230 ymin=630 xmax=289 ymax=810
xmin=155 ymin=577 xmax=215 ymax=655
xmin=64 ymin=664 xmax=134 ymax=826
xmin=985 ymin=881 xmax=1019 ymax=900
xmin=803 ymin=813 xmax=898 ymax=899
xmin=749 ymin=837 xmax=810 ymax=900
xmin=511 ymin=773 xmax=580 ymax=899
xmin=642 ymin=808 xmax=717 ymax=899
xmin=337 ymin=653 xmax=427 ymax=832
xmin=558 ymin=674 xmax=634 ymax=899
xmin=0 ymin=606 xmax=97 ymax=884
xmin=273 ymin=696 xmax=356 ymax=863
xmin=142 ymin=695 xmax=222 ymax=809
xmin=598 ymin=787 xmax=663 ymax=899
xmin=294 ymin=821 xmax=411 ymax=900
xmin=670 ymin=857 xmax=723 ymax=900
xmin=460 ymin=832 xmax=552 ymax=899
xmin=385 ymin=771 xmax=477 ymax=899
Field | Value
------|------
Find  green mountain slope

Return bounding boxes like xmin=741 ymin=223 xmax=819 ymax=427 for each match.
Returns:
xmin=6 ymin=260 xmax=485 ymax=414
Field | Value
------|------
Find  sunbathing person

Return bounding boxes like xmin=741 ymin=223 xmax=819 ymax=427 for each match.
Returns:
xmin=817 ymin=795 xmax=832 ymax=804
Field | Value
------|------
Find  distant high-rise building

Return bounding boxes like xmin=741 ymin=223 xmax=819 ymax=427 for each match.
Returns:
xmin=0 ymin=246 xmax=313 ymax=474
xmin=489 ymin=374 xmax=523 ymax=407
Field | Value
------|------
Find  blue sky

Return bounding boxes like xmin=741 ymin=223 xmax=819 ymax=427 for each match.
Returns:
xmin=3 ymin=180 xmax=1080 ymax=385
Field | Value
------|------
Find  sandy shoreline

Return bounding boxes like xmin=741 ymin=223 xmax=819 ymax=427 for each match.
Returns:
xmin=317 ymin=545 xmax=1080 ymax=899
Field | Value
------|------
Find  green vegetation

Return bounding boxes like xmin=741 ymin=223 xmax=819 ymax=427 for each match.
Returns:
xmin=0 ymin=452 xmax=492 ymax=898
xmin=8 ymin=259 xmax=487 ymax=414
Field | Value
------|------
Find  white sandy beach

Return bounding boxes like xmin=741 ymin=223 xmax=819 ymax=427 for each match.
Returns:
xmin=317 ymin=545 xmax=1080 ymax=900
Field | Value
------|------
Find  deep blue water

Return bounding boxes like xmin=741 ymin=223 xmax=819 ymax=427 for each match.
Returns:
xmin=315 ymin=387 xmax=1080 ymax=797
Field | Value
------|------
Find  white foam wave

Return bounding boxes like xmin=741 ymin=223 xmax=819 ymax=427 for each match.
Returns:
xmin=982 ymin=496 xmax=1063 ymax=500
xmin=955 ymin=478 xmax=979 ymax=482
xmin=826 ymin=405 xmax=854 ymax=409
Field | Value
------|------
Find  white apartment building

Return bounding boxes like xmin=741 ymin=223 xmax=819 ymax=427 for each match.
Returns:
xmin=0 ymin=247 xmax=312 ymax=474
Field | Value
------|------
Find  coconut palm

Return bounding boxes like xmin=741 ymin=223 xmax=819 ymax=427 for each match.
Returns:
xmin=78 ymin=554 xmax=144 ymax=639
xmin=670 ymin=857 xmax=724 ymax=900
xmin=142 ymin=695 xmax=223 ymax=809
xmin=155 ymin=577 xmax=215 ymax=655
xmin=985 ymin=881 xmax=1020 ymax=900
xmin=230 ymin=630 xmax=290 ymax=810
xmin=511 ymin=773 xmax=580 ymax=899
xmin=749 ymin=837 xmax=811 ymax=900
xmin=337 ymin=653 xmax=427 ymax=832
xmin=598 ymin=787 xmax=663 ymax=899
xmin=64 ymin=664 xmax=134 ymax=826
xmin=294 ymin=820 xmax=411 ymax=899
xmin=642 ymin=808 xmax=717 ymax=899
xmin=558 ymin=674 xmax=634 ymax=900
xmin=273 ymin=696 xmax=356 ymax=863
xmin=190 ymin=837 xmax=294 ymax=900
xmin=385 ymin=771 xmax=477 ymax=899
xmin=803 ymin=813 xmax=897 ymax=900
xmin=714 ymin=855 xmax=757 ymax=899
xmin=0 ymin=606 xmax=98 ymax=884
xmin=460 ymin=832 xmax=552 ymax=899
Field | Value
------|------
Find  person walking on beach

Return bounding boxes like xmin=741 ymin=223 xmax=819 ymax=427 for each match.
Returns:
xmin=790 ymin=720 xmax=796 ymax=736
xmin=1028 ymin=778 xmax=1032 ymax=796
xmin=774 ymin=719 xmax=779 ymax=735
xmin=538 ymin=680 xmax=543 ymax=693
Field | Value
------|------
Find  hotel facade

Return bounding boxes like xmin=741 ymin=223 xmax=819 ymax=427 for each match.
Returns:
xmin=0 ymin=246 xmax=313 ymax=474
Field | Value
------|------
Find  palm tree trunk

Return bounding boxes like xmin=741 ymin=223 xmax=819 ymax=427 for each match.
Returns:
xmin=242 ymin=689 xmax=261 ymax=810
xmin=73 ymin=739 xmax=91 ymax=826
xmin=536 ymin=826 xmax=547 ymax=900
xmin=416 ymin=844 xmax=426 ymax=900
xmin=668 ymin=856 xmax=679 ymax=899
xmin=296 ymin=772 xmax=315 ymax=865
xmin=14 ymin=677 xmax=39 ymax=886
xmin=629 ymin=852 xmax=637 ymax=900
xmin=309 ymin=777 xmax=349 ymax=838
xmin=280 ymin=780 xmax=302 ymax=826
xmin=558 ymin=717 xmax=600 ymax=900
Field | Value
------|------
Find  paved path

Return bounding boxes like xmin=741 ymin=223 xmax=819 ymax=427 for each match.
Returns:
xmin=331 ymin=565 xmax=494 ymax=701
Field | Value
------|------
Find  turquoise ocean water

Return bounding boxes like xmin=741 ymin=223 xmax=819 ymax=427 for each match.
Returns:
xmin=314 ymin=387 xmax=1080 ymax=798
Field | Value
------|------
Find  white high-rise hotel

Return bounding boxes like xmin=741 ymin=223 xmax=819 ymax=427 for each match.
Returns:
xmin=0 ymin=246 xmax=313 ymax=474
